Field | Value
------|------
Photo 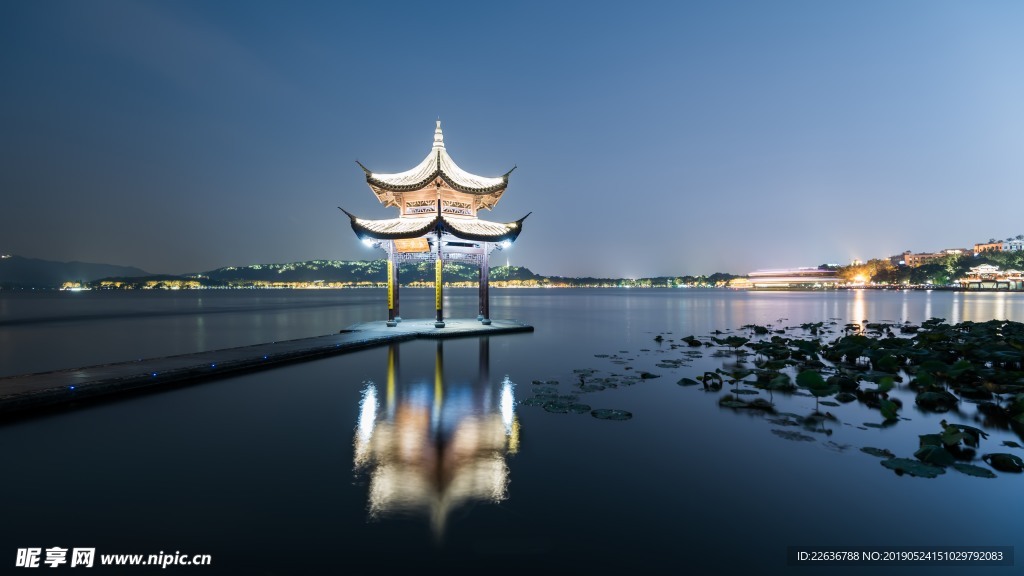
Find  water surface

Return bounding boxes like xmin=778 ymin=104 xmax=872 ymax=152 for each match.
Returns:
xmin=1 ymin=288 xmax=1021 ymax=574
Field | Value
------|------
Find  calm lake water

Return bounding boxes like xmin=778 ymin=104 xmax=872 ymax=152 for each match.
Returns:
xmin=1 ymin=288 xmax=1022 ymax=574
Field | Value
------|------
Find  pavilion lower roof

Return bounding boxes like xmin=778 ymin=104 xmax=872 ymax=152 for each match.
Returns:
xmin=339 ymin=209 xmax=528 ymax=243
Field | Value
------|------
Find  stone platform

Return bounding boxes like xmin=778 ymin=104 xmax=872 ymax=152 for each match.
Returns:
xmin=0 ymin=318 xmax=532 ymax=418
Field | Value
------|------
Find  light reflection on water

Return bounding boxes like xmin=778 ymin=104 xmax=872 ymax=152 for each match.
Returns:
xmin=352 ymin=341 xmax=518 ymax=537
xmin=1 ymin=289 xmax=1023 ymax=574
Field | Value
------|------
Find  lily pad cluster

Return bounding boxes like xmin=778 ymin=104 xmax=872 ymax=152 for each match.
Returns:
xmin=520 ymin=319 xmax=1024 ymax=476
xmin=866 ymin=420 xmax=1021 ymax=478
xmin=660 ymin=318 xmax=1024 ymax=480
xmin=521 ymin=367 xmax=638 ymax=421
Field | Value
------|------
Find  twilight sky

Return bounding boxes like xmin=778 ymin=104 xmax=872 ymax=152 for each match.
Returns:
xmin=2 ymin=1 xmax=1022 ymax=277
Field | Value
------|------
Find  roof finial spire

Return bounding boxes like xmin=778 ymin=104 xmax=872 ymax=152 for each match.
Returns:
xmin=433 ymin=120 xmax=444 ymax=149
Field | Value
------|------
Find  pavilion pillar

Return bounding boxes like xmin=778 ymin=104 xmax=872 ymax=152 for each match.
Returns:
xmin=479 ymin=244 xmax=491 ymax=325
xmin=434 ymin=227 xmax=445 ymax=328
xmin=392 ymin=255 xmax=401 ymax=322
xmin=386 ymin=242 xmax=397 ymax=327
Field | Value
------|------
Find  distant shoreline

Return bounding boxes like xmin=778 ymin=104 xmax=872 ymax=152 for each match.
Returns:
xmin=3 ymin=284 xmax=1024 ymax=293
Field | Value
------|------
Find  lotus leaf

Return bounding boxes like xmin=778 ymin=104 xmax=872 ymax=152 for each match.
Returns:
xmin=880 ymin=458 xmax=946 ymax=478
xmin=796 ymin=370 xmax=825 ymax=388
xmin=828 ymin=375 xmax=859 ymax=391
xmin=941 ymin=423 xmax=987 ymax=448
xmin=835 ymin=392 xmax=857 ymax=403
xmin=916 ymin=390 xmax=958 ymax=411
xmin=861 ymin=371 xmax=903 ymax=384
xmin=712 ymin=335 xmax=749 ymax=349
xmin=590 ymin=409 xmax=632 ymax=421
xmin=982 ymin=453 xmax=1023 ymax=473
xmin=879 ymin=398 xmax=899 ymax=421
xmin=745 ymin=398 xmax=774 ymax=411
xmin=951 ymin=463 xmax=997 ymax=478
xmin=763 ymin=373 xmax=794 ymax=391
xmin=876 ymin=354 xmax=900 ymax=373
xmin=719 ymin=398 xmax=748 ymax=409
xmin=918 ymin=360 xmax=948 ymax=375
xmin=543 ymin=401 xmax=571 ymax=413
xmin=912 ymin=371 xmax=935 ymax=389
xmin=770 ymin=429 xmax=815 ymax=442
xmin=860 ymin=447 xmax=895 ymax=459
xmin=702 ymin=371 xmax=723 ymax=391
xmin=914 ymin=445 xmax=955 ymax=466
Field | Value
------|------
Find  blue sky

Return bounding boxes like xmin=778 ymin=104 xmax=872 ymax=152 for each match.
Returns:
xmin=2 ymin=1 xmax=1022 ymax=277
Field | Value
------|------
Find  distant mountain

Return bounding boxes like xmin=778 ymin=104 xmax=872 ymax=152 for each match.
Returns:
xmin=0 ymin=255 xmax=150 ymax=288
xmin=197 ymin=260 xmax=542 ymax=285
xmin=0 ymin=255 xmax=736 ymax=289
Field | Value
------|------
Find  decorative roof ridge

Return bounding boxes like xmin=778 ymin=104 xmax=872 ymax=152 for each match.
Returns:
xmin=366 ymin=168 xmax=509 ymax=195
xmin=439 ymin=213 xmax=531 ymax=227
xmin=339 ymin=207 xmax=441 ymax=240
xmin=438 ymin=213 xmax=529 ymax=242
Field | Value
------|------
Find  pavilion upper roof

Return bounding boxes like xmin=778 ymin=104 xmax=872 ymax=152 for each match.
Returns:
xmin=358 ymin=121 xmax=514 ymax=195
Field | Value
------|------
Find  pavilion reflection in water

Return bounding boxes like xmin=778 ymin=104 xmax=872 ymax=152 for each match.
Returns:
xmin=353 ymin=338 xmax=519 ymax=536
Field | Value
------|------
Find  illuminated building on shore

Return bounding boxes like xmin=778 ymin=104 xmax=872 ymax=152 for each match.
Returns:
xmin=732 ymin=268 xmax=841 ymax=289
xmin=341 ymin=121 xmax=529 ymax=327
xmin=958 ymin=265 xmax=1024 ymax=290
xmin=892 ymin=248 xmax=970 ymax=267
xmin=974 ymin=242 xmax=1003 ymax=255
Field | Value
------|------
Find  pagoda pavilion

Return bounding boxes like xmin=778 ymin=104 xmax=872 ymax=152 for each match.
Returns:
xmin=340 ymin=121 xmax=528 ymax=328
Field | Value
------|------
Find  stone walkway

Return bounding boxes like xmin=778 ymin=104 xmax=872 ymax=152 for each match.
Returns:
xmin=0 ymin=318 xmax=532 ymax=417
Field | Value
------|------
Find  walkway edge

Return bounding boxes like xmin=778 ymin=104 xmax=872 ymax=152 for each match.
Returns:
xmin=0 ymin=318 xmax=533 ymax=418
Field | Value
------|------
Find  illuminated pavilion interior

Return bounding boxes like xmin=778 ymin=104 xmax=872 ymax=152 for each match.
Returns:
xmin=341 ymin=121 xmax=529 ymax=327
